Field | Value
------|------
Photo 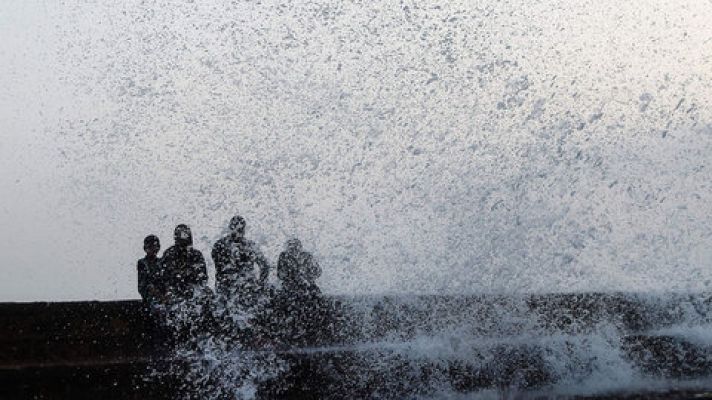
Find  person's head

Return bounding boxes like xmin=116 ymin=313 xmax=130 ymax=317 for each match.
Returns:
xmin=143 ymin=235 xmax=160 ymax=257
xmin=229 ymin=215 xmax=246 ymax=239
xmin=286 ymin=238 xmax=302 ymax=253
xmin=174 ymin=224 xmax=193 ymax=247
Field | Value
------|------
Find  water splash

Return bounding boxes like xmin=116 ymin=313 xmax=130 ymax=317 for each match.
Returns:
xmin=2 ymin=0 xmax=710 ymax=299
xmin=2 ymin=1 xmax=712 ymax=396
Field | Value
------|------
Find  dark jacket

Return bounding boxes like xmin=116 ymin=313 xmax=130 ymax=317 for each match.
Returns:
xmin=137 ymin=256 xmax=165 ymax=303
xmin=212 ymin=235 xmax=269 ymax=294
xmin=277 ymin=249 xmax=321 ymax=295
xmin=161 ymin=245 xmax=208 ymax=300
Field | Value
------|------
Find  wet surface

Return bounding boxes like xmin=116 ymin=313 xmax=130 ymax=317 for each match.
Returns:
xmin=3 ymin=293 xmax=712 ymax=398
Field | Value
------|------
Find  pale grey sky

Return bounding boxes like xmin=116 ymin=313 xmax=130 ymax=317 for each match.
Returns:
xmin=1 ymin=0 xmax=711 ymax=301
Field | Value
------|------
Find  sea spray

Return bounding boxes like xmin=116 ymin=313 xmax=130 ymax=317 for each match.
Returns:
xmin=139 ymin=292 xmax=712 ymax=398
xmin=149 ymin=294 xmax=288 ymax=399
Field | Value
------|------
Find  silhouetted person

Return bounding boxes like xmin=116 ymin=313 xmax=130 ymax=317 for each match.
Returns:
xmin=158 ymin=225 xmax=213 ymax=352
xmin=277 ymin=238 xmax=321 ymax=295
xmin=211 ymin=216 xmax=271 ymax=346
xmin=136 ymin=235 xmax=175 ymax=353
xmin=161 ymin=224 xmax=209 ymax=302
xmin=212 ymin=215 xmax=270 ymax=296
xmin=270 ymin=238 xmax=334 ymax=347
xmin=137 ymin=235 xmax=165 ymax=304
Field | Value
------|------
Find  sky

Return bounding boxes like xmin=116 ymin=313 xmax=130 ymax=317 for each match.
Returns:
xmin=1 ymin=0 xmax=712 ymax=301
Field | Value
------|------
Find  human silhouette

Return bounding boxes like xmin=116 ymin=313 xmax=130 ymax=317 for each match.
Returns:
xmin=211 ymin=216 xmax=273 ymax=347
xmin=161 ymin=224 xmax=209 ymax=302
xmin=137 ymin=234 xmax=165 ymax=304
xmin=270 ymin=238 xmax=332 ymax=346
xmin=212 ymin=215 xmax=270 ymax=297
xmin=276 ymin=238 xmax=321 ymax=296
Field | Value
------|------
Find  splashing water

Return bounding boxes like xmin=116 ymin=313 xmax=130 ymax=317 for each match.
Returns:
xmin=137 ymin=292 xmax=712 ymax=399
xmin=2 ymin=0 xmax=712 ymax=398
xmin=1 ymin=0 xmax=710 ymax=299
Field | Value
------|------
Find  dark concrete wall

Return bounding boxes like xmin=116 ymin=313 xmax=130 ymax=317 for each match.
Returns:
xmin=1 ymin=293 xmax=712 ymax=399
xmin=0 ymin=301 xmax=155 ymax=369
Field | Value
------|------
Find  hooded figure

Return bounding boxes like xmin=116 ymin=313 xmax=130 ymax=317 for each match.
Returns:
xmin=212 ymin=215 xmax=270 ymax=297
xmin=277 ymin=238 xmax=321 ymax=295
xmin=161 ymin=224 xmax=209 ymax=301
xmin=270 ymin=238 xmax=331 ymax=346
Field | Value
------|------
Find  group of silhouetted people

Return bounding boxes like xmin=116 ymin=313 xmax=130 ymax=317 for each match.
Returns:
xmin=136 ymin=215 xmax=332 ymax=348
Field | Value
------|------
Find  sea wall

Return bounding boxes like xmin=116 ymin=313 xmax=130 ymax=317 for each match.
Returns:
xmin=2 ymin=293 xmax=712 ymax=399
